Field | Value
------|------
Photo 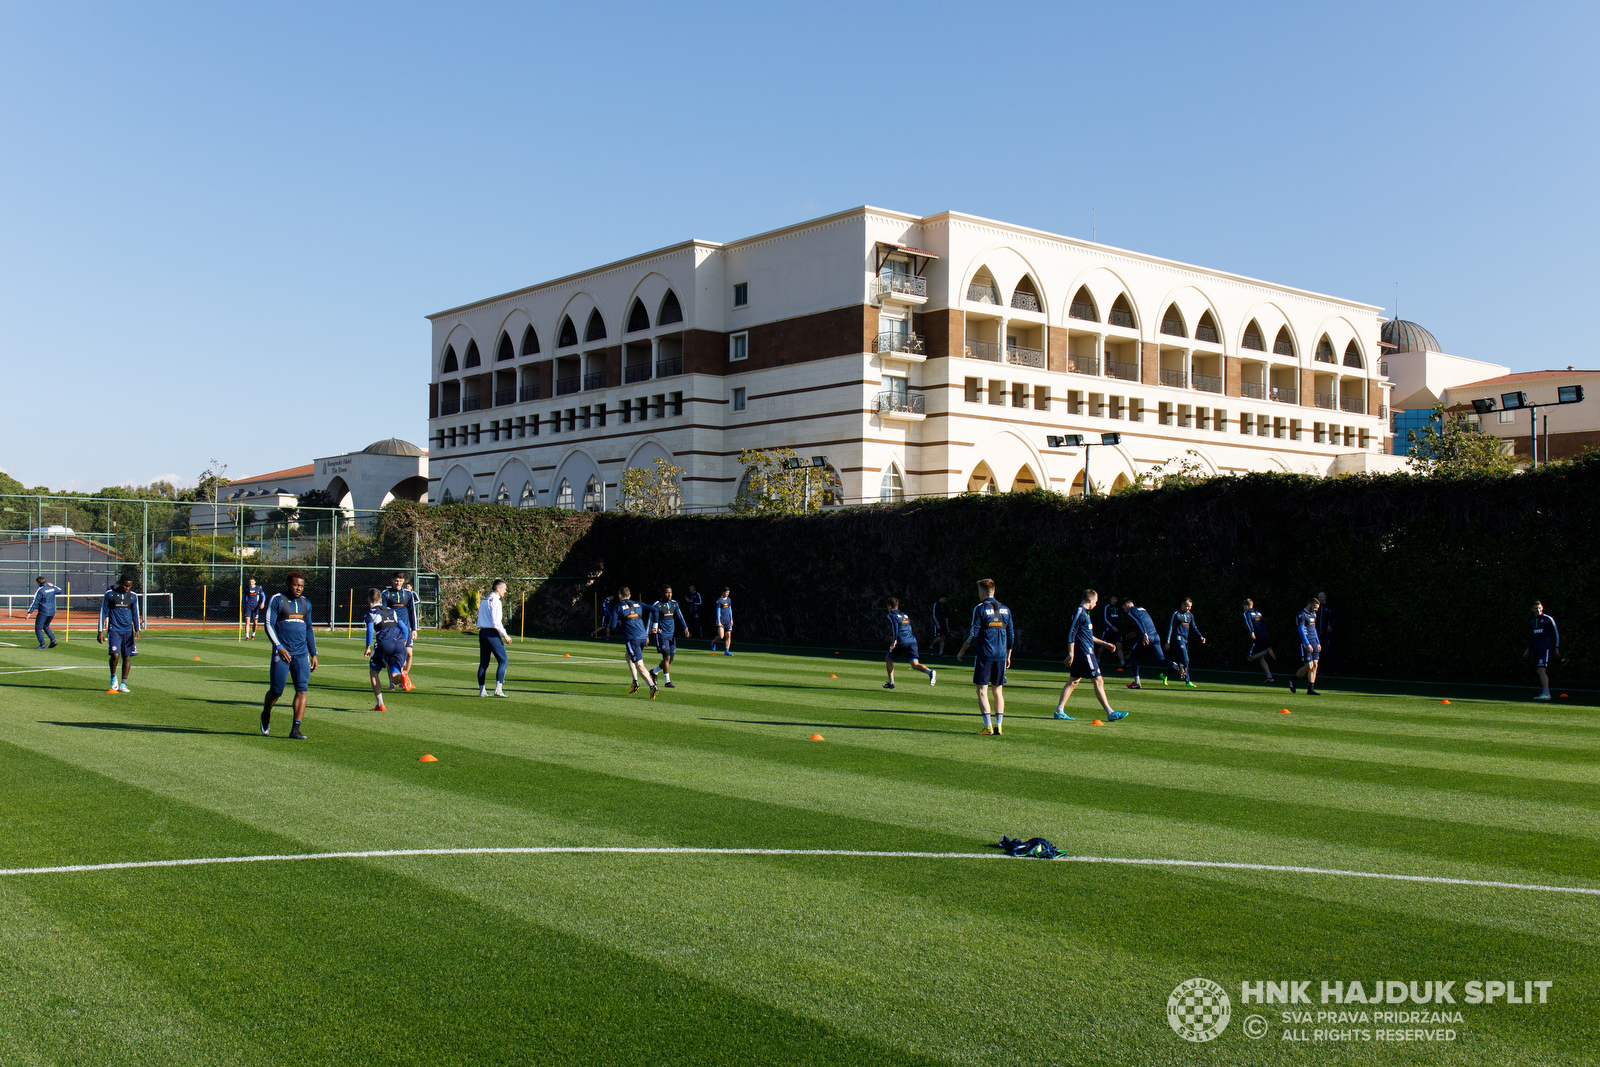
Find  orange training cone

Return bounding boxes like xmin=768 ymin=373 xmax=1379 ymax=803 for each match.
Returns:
xmin=192 ymin=656 xmax=202 ymax=661
xmin=1560 ymin=693 xmax=1569 ymax=698
xmin=829 ymin=674 xmax=837 ymax=678
xmin=1279 ymin=709 xmax=1291 ymax=714
xmin=1091 ymin=719 xmax=1104 ymax=725
xmin=810 ymin=734 xmax=825 ymax=741
xmin=1440 ymin=699 xmax=1451 ymax=705
xmin=564 ymin=653 xmax=571 ymax=657
xmin=418 ymin=754 xmax=438 ymax=762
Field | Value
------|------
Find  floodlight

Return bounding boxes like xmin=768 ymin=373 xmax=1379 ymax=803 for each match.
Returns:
xmin=1501 ymin=391 xmax=1527 ymax=410
xmin=1047 ymin=435 xmax=1085 ymax=448
xmin=780 ymin=458 xmax=802 ymax=470
xmin=1558 ymin=385 xmax=1585 ymax=405
xmin=1047 ymin=436 xmax=1062 ymax=448
xmin=1471 ymin=398 xmax=1496 ymax=415
xmin=810 ymin=455 xmax=828 ymax=468
xmin=1101 ymin=432 xmax=1123 ymax=446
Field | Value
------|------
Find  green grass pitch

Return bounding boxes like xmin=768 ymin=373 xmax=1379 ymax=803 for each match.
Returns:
xmin=0 ymin=631 xmax=1595 ymax=1065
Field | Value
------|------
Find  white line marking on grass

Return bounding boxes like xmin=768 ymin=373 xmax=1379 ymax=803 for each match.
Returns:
xmin=1 ymin=847 xmax=1596 ymax=897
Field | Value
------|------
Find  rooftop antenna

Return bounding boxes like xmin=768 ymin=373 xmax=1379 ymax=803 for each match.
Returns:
xmin=1394 ymin=282 xmax=1399 ymax=321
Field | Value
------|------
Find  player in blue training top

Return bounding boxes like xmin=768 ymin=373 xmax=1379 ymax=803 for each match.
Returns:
xmin=1524 ymin=599 xmax=1560 ymax=701
xmin=1120 ymin=598 xmax=1187 ymax=688
xmin=1165 ymin=598 xmax=1206 ymax=689
xmin=648 ymin=584 xmax=682 ymax=689
xmin=594 ymin=593 xmax=617 ymax=640
xmin=882 ymin=597 xmax=936 ymax=690
xmin=242 ymin=577 xmax=266 ymax=641
xmin=1101 ymin=593 xmax=1128 ymax=671
xmin=1242 ymin=598 xmax=1276 ymax=683
xmin=1288 ymin=597 xmax=1322 ymax=695
xmin=956 ymin=578 xmax=1013 ymax=735
xmin=97 ymin=573 xmax=143 ymax=692
xmin=1054 ymin=589 xmax=1124 ymax=721
xmin=362 ymin=587 xmax=412 ymax=710
xmin=262 ymin=571 xmax=318 ymax=739
xmin=381 ymin=571 xmax=420 ymax=690
xmin=27 ymin=576 xmax=62 ymax=649
xmin=611 ymin=587 xmax=658 ymax=697
xmin=713 ymin=587 xmax=734 ymax=656
xmin=930 ymin=596 xmax=952 ymax=657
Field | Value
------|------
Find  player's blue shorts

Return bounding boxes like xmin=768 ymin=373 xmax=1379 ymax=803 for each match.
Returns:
xmin=654 ymin=634 xmax=676 ymax=656
xmin=888 ymin=641 xmax=920 ymax=663
xmin=106 ymin=629 xmax=138 ymax=657
xmin=1533 ymin=647 xmax=1553 ymax=669
xmin=717 ymin=616 xmax=732 ymax=630
xmin=623 ymin=639 xmax=645 ymax=662
xmin=269 ymin=652 xmax=312 ymax=695
xmin=1171 ymin=642 xmax=1191 ymax=670
xmin=1248 ymin=639 xmax=1271 ymax=658
xmin=370 ymin=640 xmax=406 ymax=673
xmin=972 ymin=657 xmax=1006 ymax=687
xmin=1069 ymin=651 xmax=1101 ymax=679
xmin=1301 ymin=643 xmax=1321 ymax=664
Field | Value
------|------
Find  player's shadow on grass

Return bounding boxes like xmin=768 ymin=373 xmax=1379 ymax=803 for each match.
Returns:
xmin=42 ymin=720 xmax=256 ymax=737
xmin=701 ymin=717 xmax=953 ymax=734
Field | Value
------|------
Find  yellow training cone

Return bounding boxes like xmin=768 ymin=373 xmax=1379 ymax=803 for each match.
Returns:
xmin=418 ymin=754 xmax=438 ymax=762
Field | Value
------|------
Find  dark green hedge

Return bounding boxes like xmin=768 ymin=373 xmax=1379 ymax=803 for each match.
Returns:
xmin=383 ymin=455 xmax=1600 ymax=683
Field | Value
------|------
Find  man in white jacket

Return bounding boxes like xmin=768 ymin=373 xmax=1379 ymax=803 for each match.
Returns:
xmin=477 ymin=579 xmax=511 ymax=697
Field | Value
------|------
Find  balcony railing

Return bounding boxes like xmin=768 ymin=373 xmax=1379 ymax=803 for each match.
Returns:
xmin=583 ymin=371 xmax=608 ymax=391
xmin=963 ymin=338 xmax=1003 ymax=362
xmin=1314 ymin=391 xmax=1336 ymax=409
xmin=1380 ymin=360 xmax=1390 ymax=376
xmin=1009 ymin=291 xmax=1040 ymax=312
xmin=439 ymin=398 xmax=461 ymax=416
xmin=1067 ymin=354 xmax=1100 ymax=376
xmin=967 ymin=282 xmax=1000 ymax=305
xmin=519 ymin=383 xmax=539 ymax=402
xmin=494 ymin=389 xmax=515 ymax=406
xmin=1160 ymin=319 xmax=1186 ymax=338
xmin=1108 ymin=308 xmax=1136 ymax=329
xmin=1159 ymin=368 xmax=1187 ymax=388
xmin=874 ymin=275 xmax=927 ymax=299
xmin=1340 ymin=396 xmax=1366 ymax=414
xmin=1069 ymin=301 xmax=1098 ymax=321
xmin=624 ymin=364 xmax=652 ymax=384
xmin=1193 ymin=372 xmax=1222 ymax=394
xmin=1006 ymin=344 xmax=1044 ymax=368
xmin=876 ymin=391 xmax=925 ymax=415
xmin=1241 ymin=381 xmax=1266 ymax=399
xmin=463 ymin=395 xmax=482 ymax=411
xmin=875 ymin=332 xmax=926 ymax=355
xmin=655 ymin=356 xmax=683 ymax=378
xmin=556 ymin=376 xmax=580 ymax=396
xmin=1270 ymin=385 xmax=1297 ymax=404
xmin=1107 ymin=359 xmax=1139 ymax=381
xmin=1194 ymin=324 xmax=1219 ymax=344
xmin=1378 ymin=404 xmax=1387 ymax=419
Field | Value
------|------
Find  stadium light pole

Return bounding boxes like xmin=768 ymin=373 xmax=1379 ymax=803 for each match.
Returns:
xmin=1473 ymin=386 xmax=1584 ymax=469
xmin=781 ymin=455 xmax=829 ymax=512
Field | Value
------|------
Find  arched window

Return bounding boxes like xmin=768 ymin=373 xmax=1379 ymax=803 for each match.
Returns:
xmin=1161 ymin=305 xmax=1187 ymax=338
xmin=496 ymin=333 xmax=514 ymax=362
xmin=584 ymin=309 xmax=607 ymax=344
xmin=657 ymin=289 xmax=683 ymax=325
xmin=441 ymin=345 xmax=458 ymax=373
xmin=464 ymin=485 xmax=477 ymax=504
xmin=464 ymin=340 xmax=481 ymax=368
xmin=880 ymin=464 xmax=905 ymax=503
xmin=1242 ymin=320 xmax=1265 ymax=351
xmin=1315 ymin=335 xmax=1336 ymax=363
xmin=555 ymin=478 xmax=573 ymax=508
xmin=1195 ymin=311 xmax=1220 ymax=345
xmin=519 ymin=482 xmax=535 ymax=506
xmin=967 ymin=268 xmax=1000 ymax=305
xmin=818 ymin=464 xmax=844 ymax=507
xmin=1011 ymin=465 xmax=1038 ymax=492
xmin=1108 ymin=294 xmax=1136 ymax=329
xmin=626 ymin=299 xmax=650 ymax=333
xmin=1069 ymin=286 xmax=1099 ymax=322
xmin=1343 ymin=340 xmax=1364 ymax=369
xmin=967 ymin=462 xmax=998 ymax=494
xmin=1273 ymin=327 xmax=1295 ymax=357
xmin=1010 ymin=275 xmax=1042 ymax=312
xmin=582 ymin=475 xmax=602 ymax=510
xmin=441 ymin=488 xmax=455 ymax=504
xmin=496 ymin=483 xmax=510 ymax=505
xmin=558 ymin=317 xmax=578 ymax=348
xmin=521 ymin=325 xmax=540 ymax=357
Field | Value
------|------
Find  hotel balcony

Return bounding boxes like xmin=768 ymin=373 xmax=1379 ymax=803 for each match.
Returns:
xmin=874 ymin=332 xmax=926 ymax=359
xmin=1270 ymin=385 xmax=1298 ymax=404
xmin=1005 ymin=343 xmax=1044 ymax=368
xmin=656 ymin=356 xmax=683 ymax=377
xmin=440 ymin=398 xmax=461 ymax=416
xmin=519 ymin=384 xmax=540 ymax=402
xmin=1193 ymin=373 xmax=1222 ymax=394
xmin=1340 ymin=396 xmax=1367 ymax=414
xmin=583 ymin=371 xmax=608 ymax=391
xmin=462 ymin=395 xmax=482 ymax=412
xmin=876 ymin=391 xmax=926 ymax=421
xmin=873 ymin=275 xmax=928 ymax=305
xmin=624 ymin=363 xmax=652 ymax=384
xmin=1159 ymin=368 xmax=1187 ymax=389
xmin=1067 ymin=353 xmax=1100 ymax=376
xmin=556 ymin=376 xmax=580 ymax=396
xmin=1107 ymin=359 xmax=1139 ymax=382
xmin=1241 ymin=380 xmax=1266 ymax=400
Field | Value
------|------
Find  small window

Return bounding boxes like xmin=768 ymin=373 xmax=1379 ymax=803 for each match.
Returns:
xmin=1034 ymin=385 xmax=1051 ymax=411
xmin=1012 ymin=382 xmax=1029 ymax=409
xmin=732 ymin=387 xmax=747 ymax=412
xmin=1498 ymin=409 xmax=1515 ymax=423
xmin=988 ymin=379 xmax=1005 ymax=406
xmin=964 ymin=377 xmax=981 ymax=403
xmin=670 ymin=391 xmax=683 ymax=417
xmin=730 ymin=332 xmax=748 ymax=361
xmin=733 ymin=282 xmax=748 ymax=307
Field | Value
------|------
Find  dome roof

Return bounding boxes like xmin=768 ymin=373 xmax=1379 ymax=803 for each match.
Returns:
xmin=362 ymin=437 xmax=425 ymax=457
xmin=1381 ymin=319 xmax=1441 ymax=354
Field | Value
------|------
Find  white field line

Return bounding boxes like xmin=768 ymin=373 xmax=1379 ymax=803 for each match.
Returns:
xmin=0 ymin=846 xmax=1596 ymax=897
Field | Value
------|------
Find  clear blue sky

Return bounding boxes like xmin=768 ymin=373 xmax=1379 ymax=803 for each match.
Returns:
xmin=3 ymin=1 xmax=1595 ymax=492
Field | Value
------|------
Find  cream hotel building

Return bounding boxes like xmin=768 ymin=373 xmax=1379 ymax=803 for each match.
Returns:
xmin=427 ymin=207 xmax=1395 ymax=509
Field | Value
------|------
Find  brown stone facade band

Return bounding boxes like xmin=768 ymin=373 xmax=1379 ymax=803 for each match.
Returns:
xmin=1368 ymin=379 xmax=1385 ymax=416
xmin=1047 ymin=327 xmax=1067 ymax=373
xmin=536 ymin=360 xmax=553 ymax=398
xmin=740 ymin=304 xmax=875 ymax=373
xmin=917 ymin=308 xmax=962 ymax=361
xmin=1509 ymin=428 xmax=1600 ymax=461
xmin=682 ymin=329 xmax=729 ymax=376
xmin=1140 ymin=342 xmax=1160 ymax=387
xmin=429 ymin=383 xmax=438 ymax=419
xmin=602 ymin=345 xmax=622 ymax=390
xmin=1300 ymin=367 xmax=1316 ymax=408
xmin=1223 ymin=355 xmax=1242 ymax=397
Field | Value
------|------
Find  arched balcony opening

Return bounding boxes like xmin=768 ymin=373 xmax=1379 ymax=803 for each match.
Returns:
xmin=1009 ymin=275 xmax=1042 ymax=313
xmin=441 ymin=345 xmax=458 ymax=373
xmin=1195 ymin=310 xmax=1220 ymax=345
xmin=1160 ymin=305 xmax=1187 ymax=338
xmin=658 ymin=289 xmax=683 ymax=325
xmin=1068 ymin=286 xmax=1099 ymax=322
xmin=1108 ymin=294 xmax=1137 ymax=329
xmin=1343 ymin=340 xmax=1364 ymax=369
xmin=626 ymin=299 xmax=650 ymax=333
xmin=496 ymin=333 xmax=514 ymax=362
xmin=584 ymin=310 xmax=607 ymax=344
xmin=521 ymin=325 xmax=540 ymax=357
xmin=1315 ymin=335 xmax=1336 ymax=363
xmin=967 ymin=462 xmax=998 ymax=494
xmin=966 ymin=267 xmax=1001 ymax=306
xmin=464 ymin=340 xmax=481 ymax=368
xmin=1242 ymin=320 xmax=1265 ymax=352
xmin=1011 ymin=465 xmax=1038 ymax=492
xmin=1273 ymin=327 xmax=1295 ymax=358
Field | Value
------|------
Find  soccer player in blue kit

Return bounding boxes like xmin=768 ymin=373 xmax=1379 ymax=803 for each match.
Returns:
xmin=1165 ymin=598 xmax=1205 ymax=688
xmin=1289 ymin=597 xmax=1321 ymax=695
xmin=684 ymin=585 xmax=702 ymax=639
xmin=882 ymin=597 xmax=936 ymax=689
xmin=648 ymin=585 xmax=682 ymax=688
xmin=1054 ymin=590 xmax=1123 ymax=721
xmin=1121 ymin=598 xmax=1187 ymax=688
xmin=242 ymin=577 xmax=266 ymax=641
xmin=930 ymin=595 xmax=952 ymax=657
xmin=1101 ymin=593 xmax=1127 ymax=670
xmin=714 ymin=587 xmax=734 ymax=656
xmin=956 ymin=578 xmax=1012 ymax=735
xmin=97 ymin=574 xmax=143 ymax=692
xmin=381 ymin=571 xmax=419 ymax=690
xmin=262 ymin=572 xmax=317 ymax=739
xmin=1524 ymin=600 xmax=1559 ymax=701
xmin=612 ymin=587 xmax=658 ymax=697
xmin=363 ymin=587 xmax=411 ymax=710
xmin=27 ymin=576 xmax=62 ymax=648
xmin=1242 ymin=598 xmax=1276 ymax=683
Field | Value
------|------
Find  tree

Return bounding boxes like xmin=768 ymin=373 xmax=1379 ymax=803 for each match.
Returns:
xmin=1406 ymin=404 xmax=1515 ymax=476
xmin=730 ymin=447 xmax=832 ymax=515
xmin=617 ymin=457 xmax=684 ymax=516
xmin=196 ymin=459 xmax=230 ymax=502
